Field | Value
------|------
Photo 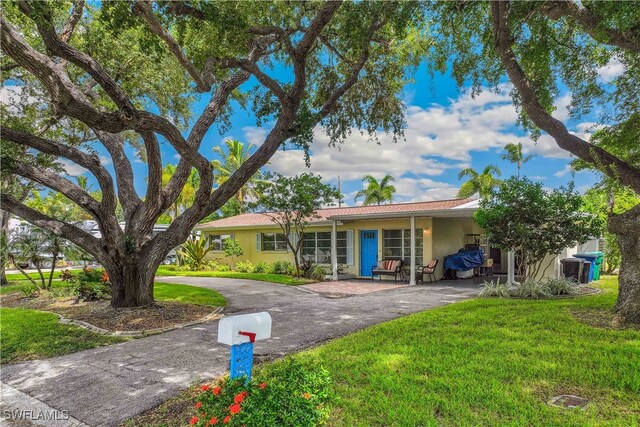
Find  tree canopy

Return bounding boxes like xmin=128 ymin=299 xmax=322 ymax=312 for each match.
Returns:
xmin=475 ymin=177 xmax=602 ymax=282
xmin=0 ymin=0 xmax=426 ymax=307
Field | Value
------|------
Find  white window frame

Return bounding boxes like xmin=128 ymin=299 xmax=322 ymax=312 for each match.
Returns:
xmin=382 ymin=228 xmax=423 ymax=266
xmin=260 ymin=232 xmax=288 ymax=251
xmin=302 ymin=230 xmax=354 ymax=265
xmin=208 ymin=233 xmax=233 ymax=251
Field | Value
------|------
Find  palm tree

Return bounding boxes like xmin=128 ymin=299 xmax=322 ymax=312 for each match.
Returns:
xmin=212 ymin=139 xmax=264 ymax=208
xmin=500 ymin=142 xmax=536 ymax=178
xmin=160 ymin=164 xmax=200 ymax=221
xmin=457 ymin=165 xmax=502 ymax=199
xmin=354 ymin=175 xmax=396 ymax=205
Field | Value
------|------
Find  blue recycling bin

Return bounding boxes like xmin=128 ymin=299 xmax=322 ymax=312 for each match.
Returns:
xmin=574 ymin=253 xmax=598 ymax=282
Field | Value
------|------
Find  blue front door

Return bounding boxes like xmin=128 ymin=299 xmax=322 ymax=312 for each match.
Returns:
xmin=360 ymin=230 xmax=378 ymax=277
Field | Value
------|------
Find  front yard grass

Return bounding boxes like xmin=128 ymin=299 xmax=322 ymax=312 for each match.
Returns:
xmin=154 ymin=282 xmax=227 ymax=307
xmin=274 ymin=276 xmax=639 ymax=426
xmin=0 ymin=308 xmax=126 ymax=364
xmin=156 ymin=266 xmax=313 ymax=286
xmin=0 ymin=282 xmax=226 ymax=364
xmin=124 ymin=276 xmax=639 ymax=427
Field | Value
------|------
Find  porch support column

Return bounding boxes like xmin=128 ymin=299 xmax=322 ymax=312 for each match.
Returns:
xmin=410 ymin=215 xmax=416 ymax=285
xmin=331 ymin=220 xmax=338 ymax=281
xmin=507 ymin=249 xmax=515 ymax=284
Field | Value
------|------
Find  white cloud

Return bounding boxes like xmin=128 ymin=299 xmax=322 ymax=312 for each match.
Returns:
xmin=554 ymin=164 xmax=574 ymax=178
xmin=597 ymin=57 xmax=625 ymax=83
xmin=244 ymin=85 xmax=593 ymax=202
xmin=58 ymin=160 xmax=88 ymax=176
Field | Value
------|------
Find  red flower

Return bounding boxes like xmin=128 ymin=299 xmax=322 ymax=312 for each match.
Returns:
xmin=223 ymin=415 xmax=231 ymax=424
xmin=259 ymin=382 xmax=267 ymax=389
xmin=100 ymin=272 xmax=110 ymax=283
xmin=229 ymin=403 xmax=241 ymax=415
xmin=212 ymin=386 xmax=222 ymax=396
xmin=233 ymin=391 xmax=247 ymax=404
xmin=208 ymin=417 xmax=218 ymax=425
xmin=189 ymin=416 xmax=199 ymax=425
xmin=195 ymin=402 xmax=202 ymax=409
xmin=302 ymin=392 xmax=311 ymax=399
xmin=201 ymin=385 xmax=210 ymax=392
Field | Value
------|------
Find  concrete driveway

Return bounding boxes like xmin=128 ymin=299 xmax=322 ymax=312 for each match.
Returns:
xmin=1 ymin=277 xmax=481 ymax=427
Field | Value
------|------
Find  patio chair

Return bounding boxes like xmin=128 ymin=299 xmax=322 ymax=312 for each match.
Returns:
xmin=418 ymin=259 xmax=439 ymax=283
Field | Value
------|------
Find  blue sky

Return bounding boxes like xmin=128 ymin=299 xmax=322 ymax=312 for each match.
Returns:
xmin=40 ymin=56 xmax=624 ymax=206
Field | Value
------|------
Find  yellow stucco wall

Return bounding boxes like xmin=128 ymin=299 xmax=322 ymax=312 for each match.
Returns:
xmin=203 ymin=216 xmax=483 ymax=279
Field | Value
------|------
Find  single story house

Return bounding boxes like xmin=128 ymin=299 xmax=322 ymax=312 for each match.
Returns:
xmin=196 ymin=198 xmax=497 ymax=284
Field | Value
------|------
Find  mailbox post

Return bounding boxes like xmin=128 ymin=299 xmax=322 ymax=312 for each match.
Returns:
xmin=218 ymin=312 xmax=272 ymax=381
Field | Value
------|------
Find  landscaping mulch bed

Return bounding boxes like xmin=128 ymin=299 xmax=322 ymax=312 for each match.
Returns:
xmin=1 ymin=293 xmax=213 ymax=331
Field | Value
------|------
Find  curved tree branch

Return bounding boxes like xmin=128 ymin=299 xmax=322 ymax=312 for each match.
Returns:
xmin=491 ymin=1 xmax=640 ymax=193
xmin=540 ymin=1 xmax=640 ymax=53
xmin=60 ymin=0 xmax=85 ymax=43
xmin=0 ymin=194 xmax=104 ymax=258
xmin=132 ymin=0 xmax=210 ymax=92
xmin=8 ymin=160 xmax=103 ymax=220
xmin=0 ymin=127 xmax=116 ymax=206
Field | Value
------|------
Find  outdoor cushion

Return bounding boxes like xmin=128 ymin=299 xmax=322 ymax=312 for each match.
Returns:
xmin=377 ymin=260 xmax=387 ymax=270
xmin=389 ymin=260 xmax=400 ymax=270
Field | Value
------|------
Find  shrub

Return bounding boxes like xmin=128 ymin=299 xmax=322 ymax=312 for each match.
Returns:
xmin=272 ymin=260 xmax=293 ymax=275
xmin=72 ymin=280 xmax=111 ymax=301
xmin=20 ymin=284 xmax=40 ymax=298
xmin=308 ymin=265 xmax=326 ymax=281
xmin=478 ymin=280 xmax=512 ymax=298
xmin=543 ymin=277 xmax=579 ymax=296
xmin=215 ymin=264 xmax=231 ymax=272
xmin=190 ymin=359 xmax=331 ymax=427
xmin=234 ymin=261 xmax=254 ymax=273
xmin=253 ymin=261 xmax=272 ymax=274
xmin=77 ymin=267 xmax=104 ymax=283
xmin=49 ymin=286 xmax=72 ymax=298
xmin=511 ymin=279 xmax=551 ymax=299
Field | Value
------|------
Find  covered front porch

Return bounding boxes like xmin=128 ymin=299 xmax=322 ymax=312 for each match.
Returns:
xmin=324 ymin=200 xmax=486 ymax=285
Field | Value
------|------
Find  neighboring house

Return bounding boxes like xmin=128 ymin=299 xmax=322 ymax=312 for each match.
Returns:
xmin=196 ymin=198 xmax=487 ymax=283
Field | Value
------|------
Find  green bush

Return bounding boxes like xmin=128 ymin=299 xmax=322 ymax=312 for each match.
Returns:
xmin=478 ymin=280 xmax=512 ymax=298
xmin=20 ymin=284 xmax=40 ymax=298
xmin=272 ymin=260 xmax=293 ymax=275
xmin=543 ymin=277 xmax=579 ymax=296
xmin=72 ymin=280 xmax=111 ymax=301
xmin=308 ymin=265 xmax=326 ymax=281
xmin=215 ymin=263 xmax=231 ymax=272
xmin=77 ymin=267 xmax=104 ymax=283
xmin=511 ymin=280 xmax=551 ymax=299
xmin=253 ymin=261 xmax=272 ymax=274
xmin=234 ymin=261 xmax=254 ymax=273
xmin=189 ymin=359 xmax=332 ymax=427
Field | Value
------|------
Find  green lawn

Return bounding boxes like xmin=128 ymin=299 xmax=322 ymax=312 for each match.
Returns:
xmin=263 ymin=276 xmax=640 ymax=426
xmin=156 ymin=266 xmax=313 ymax=286
xmin=0 ymin=281 xmax=225 ymax=364
xmin=154 ymin=282 xmax=226 ymax=307
xmin=4 ymin=270 xmax=64 ymax=281
xmin=0 ymin=308 xmax=126 ymax=364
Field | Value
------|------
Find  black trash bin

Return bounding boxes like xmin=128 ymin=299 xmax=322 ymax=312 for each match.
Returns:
xmin=560 ymin=258 xmax=583 ymax=282
xmin=580 ymin=261 xmax=591 ymax=284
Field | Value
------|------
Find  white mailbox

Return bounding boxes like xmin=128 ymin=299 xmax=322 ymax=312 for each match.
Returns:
xmin=218 ymin=312 xmax=272 ymax=346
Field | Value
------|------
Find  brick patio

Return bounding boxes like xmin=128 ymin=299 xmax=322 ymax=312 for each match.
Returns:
xmin=302 ymin=280 xmax=411 ymax=295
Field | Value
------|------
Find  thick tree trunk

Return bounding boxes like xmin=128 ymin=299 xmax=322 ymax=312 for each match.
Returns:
xmin=0 ymin=209 xmax=10 ymax=286
xmin=608 ymin=204 xmax=640 ymax=326
xmin=106 ymin=253 xmax=160 ymax=308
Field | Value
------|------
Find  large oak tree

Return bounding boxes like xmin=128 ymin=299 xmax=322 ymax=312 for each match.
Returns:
xmin=1 ymin=0 xmax=424 ymax=307
xmin=431 ymin=0 xmax=640 ymax=324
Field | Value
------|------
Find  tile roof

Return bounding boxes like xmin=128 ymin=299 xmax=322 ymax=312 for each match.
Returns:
xmin=196 ymin=198 xmax=475 ymax=229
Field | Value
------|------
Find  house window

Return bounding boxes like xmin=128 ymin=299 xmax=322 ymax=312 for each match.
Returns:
xmin=261 ymin=232 xmax=288 ymax=251
xmin=208 ymin=234 xmax=233 ymax=251
xmin=301 ymin=231 xmax=353 ymax=265
xmin=382 ymin=229 xmax=423 ymax=266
